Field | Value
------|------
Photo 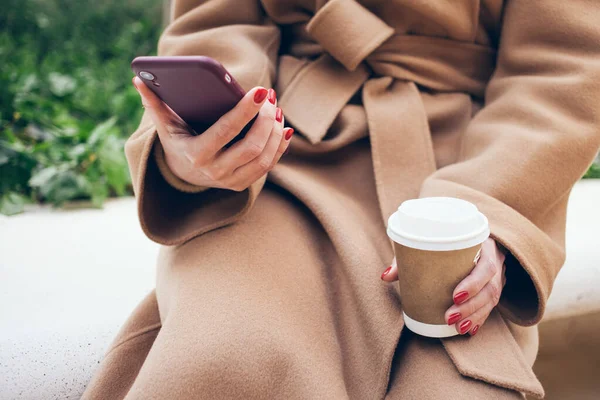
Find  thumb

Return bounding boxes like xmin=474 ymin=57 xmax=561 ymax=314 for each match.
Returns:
xmin=132 ymin=76 xmax=184 ymax=143
xmin=133 ymin=76 xmax=163 ymax=111
xmin=381 ymin=257 xmax=399 ymax=281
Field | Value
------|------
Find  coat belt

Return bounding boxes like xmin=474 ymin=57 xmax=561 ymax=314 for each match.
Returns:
xmin=278 ymin=0 xmax=497 ymax=219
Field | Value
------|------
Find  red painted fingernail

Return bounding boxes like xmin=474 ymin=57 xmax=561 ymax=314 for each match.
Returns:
xmin=453 ymin=291 xmax=469 ymax=305
xmin=381 ymin=266 xmax=392 ymax=280
xmin=285 ymin=128 xmax=294 ymax=140
xmin=470 ymin=325 xmax=480 ymax=336
xmin=254 ymin=88 xmax=268 ymax=104
xmin=267 ymin=88 xmax=277 ymax=104
xmin=276 ymin=107 xmax=283 ymax=123
xmin=459 ymin=320 xmax=472 ymax=334
xmin=447 ymin=312 xmax=461 ymax=325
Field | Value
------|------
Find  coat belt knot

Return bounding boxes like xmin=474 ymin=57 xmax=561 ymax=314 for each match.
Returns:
xmin=278 ymin=0 xmax=498 ymax=218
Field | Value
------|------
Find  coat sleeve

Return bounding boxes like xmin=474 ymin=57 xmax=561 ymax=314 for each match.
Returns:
xmin=125 ymin=0 xmax=280 ymax=245
xmin=418 ymin=0 xmax=600 ymax=325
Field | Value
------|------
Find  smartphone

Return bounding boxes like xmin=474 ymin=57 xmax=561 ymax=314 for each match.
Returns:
xmin=131 ymin=56 xmax=248 ymax=141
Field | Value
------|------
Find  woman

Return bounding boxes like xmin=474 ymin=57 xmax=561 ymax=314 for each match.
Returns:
xmin=84 ymin=0 xmax=600 ymax=398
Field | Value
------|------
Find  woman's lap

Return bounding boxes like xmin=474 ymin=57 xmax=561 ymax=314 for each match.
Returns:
xmin=128 ymin=189 xmax=353 ymax=399
xmin=87 ymin=189 xmax=523 ymax=399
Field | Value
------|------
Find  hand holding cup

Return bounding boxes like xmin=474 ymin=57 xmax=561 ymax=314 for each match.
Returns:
xmin=382 ymin=197 xmax=496 ymax=338
xmin=382 ymin=237 xmax=506 ymax=336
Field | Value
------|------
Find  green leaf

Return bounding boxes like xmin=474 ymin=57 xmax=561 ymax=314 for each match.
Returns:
xmin=97 ymin=134 xmax=130 ymax=196
xmin=33 ymin=169 xmax=90 ymax=205
xmin=0 ymin=192 xmax=28 ymax=216
xmin=87 ymin=117 xmax=117 ymax=146
xmin=69 ymin=143 xmax=88 ymax=159
xmin=21 ymin=74 xmax=39 ymax=93
xmin=29 ymin=165 xmax=59 ymax=188
xmin=51 ymin=109 xmax=80 ymax=137
xmin=90 ymin=180 xmax=108 ymax=208
xmin=0 ymin=147 xmax=11 ymax=166
xmin=48 ymin=72 xmax=76 ymax=97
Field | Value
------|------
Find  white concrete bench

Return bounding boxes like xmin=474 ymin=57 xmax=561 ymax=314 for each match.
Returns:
xmin=1 ymin=181 xmax=599 ymax=400
xmin=531 ymin=180 xmax=600 ymax=399
xmin=0 ymin=199 xmax=159 ymax=399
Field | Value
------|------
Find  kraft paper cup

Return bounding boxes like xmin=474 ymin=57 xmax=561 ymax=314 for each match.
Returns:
xmin=387 ymin=197 xmax=489 ymax=338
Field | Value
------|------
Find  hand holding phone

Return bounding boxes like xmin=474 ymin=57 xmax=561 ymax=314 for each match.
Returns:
xmin=131 ymin=56 xmax=248 ymax=137
xmin=131 ymin=57 xmax=294 ymax=191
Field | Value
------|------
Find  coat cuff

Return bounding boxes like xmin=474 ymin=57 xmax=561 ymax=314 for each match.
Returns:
xmin=419 ymin=179 xmax=565 ymax=326
xmin=152 ymin=139 xmax=208 ymax=194
xmin=125 ymin=123 xmax=265 ymax=246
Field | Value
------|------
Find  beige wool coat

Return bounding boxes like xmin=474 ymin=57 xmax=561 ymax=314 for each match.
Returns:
xmin=83 ymin=0 xmax=600 ymax=399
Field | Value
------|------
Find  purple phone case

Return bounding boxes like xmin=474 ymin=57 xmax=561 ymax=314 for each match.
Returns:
xmin=131 ymin=56 xmax=247 ymax=138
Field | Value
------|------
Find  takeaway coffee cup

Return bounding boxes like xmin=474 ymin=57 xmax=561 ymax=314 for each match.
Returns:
xmin=387 ymin=197 xmax=489 ymax=338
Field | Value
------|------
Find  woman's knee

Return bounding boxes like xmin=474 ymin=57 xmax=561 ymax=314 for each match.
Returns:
xmin=139 ymin=316 xmax=307 ymax=398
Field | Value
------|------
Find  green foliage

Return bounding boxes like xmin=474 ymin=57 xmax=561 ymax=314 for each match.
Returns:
xmin=0 ymin=0 xmax=162 ymax=215
xmin=584 ymin=157 xmax=600 ymax=179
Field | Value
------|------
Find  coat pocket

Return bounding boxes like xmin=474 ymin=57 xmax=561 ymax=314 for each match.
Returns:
xmin=440 ymin=309 xmax=545 ymax=398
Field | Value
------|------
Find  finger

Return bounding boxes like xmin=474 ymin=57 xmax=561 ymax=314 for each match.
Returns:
xmin=267 ymin=112 xmax=293 ymax=166
xmin=270 ymin=127 xmax=293 ymax=164
xmin=454 ymin=298 xmax=494 ymax=335
xmin=381 ymin=257 xmax=398 ymax=281
xmin=452 ymin=240 xmax=498 ymax=305
xmin=133 ymin=76 xmax=182 ymax=144
xmin=213 ymin=102 xmax=278 ymax=172
xmin=226 ymin=110 xmax=283 ymax=191
xmin=191 ymin=87 xmax=275 ymax=159
xmin=445 ymin=275 xmax=501 ymax=325
xmin=133 ymin=76 xmax=164 ymax=110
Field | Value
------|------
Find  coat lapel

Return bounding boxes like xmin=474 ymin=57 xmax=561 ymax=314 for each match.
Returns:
xmin=441 ymin=310 xmax=545 ymax=398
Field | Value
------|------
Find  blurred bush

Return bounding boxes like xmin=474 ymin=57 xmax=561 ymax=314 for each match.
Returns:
xmin=0 ymin=0 xmax=162 ymax=215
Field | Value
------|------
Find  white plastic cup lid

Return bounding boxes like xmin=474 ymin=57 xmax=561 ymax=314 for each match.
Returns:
xmin=387 ymin=197 xmax=489 ymax=251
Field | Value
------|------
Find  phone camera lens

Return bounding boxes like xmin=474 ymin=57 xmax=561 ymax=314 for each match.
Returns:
xmin=139 ymin=71 xmax=155 ymax=81
xmin=224 ymin=74 xmax=232 ymax=83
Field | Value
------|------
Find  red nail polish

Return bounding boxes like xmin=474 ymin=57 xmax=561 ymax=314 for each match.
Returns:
xmin=381 ymin=266 xmax=392 ymax=280
xmin=285 ymin=128 xmax=294 ymax=140
xmin=459 ymin=320 xmax=472 ymax=334
xmin=447 ymin=312 xmax=461 ymax=325
xmin=254 ymin=88 xmax=268 ymax=104
xmin=453 ymin=291 xmax=469 ymax=305
xmin=276 ymin=107 xmax=283 ymax=123
xmin=267 ymin=88 xmax=277 ymax=104
xmin=470 ymin=325 xmax=479 ymax=336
